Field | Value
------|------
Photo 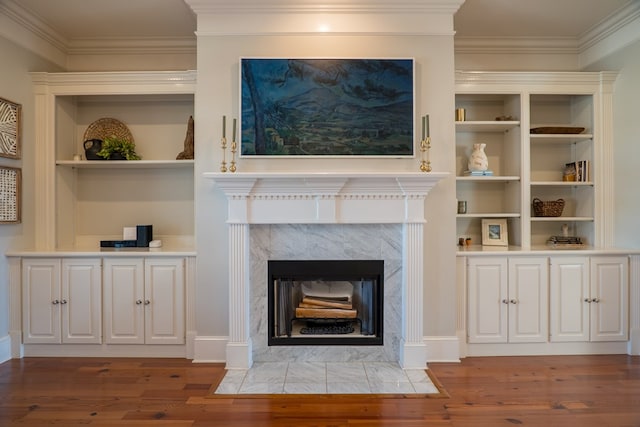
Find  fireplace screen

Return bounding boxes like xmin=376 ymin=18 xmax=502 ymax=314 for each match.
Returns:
xmin=268 ymin=260 xmax=383 ymax=346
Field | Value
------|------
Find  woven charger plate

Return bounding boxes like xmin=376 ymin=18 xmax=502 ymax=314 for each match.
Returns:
xmin=83 ymin=118 xmax=134 ymax=142
xmin=530 ymin=126 xmax=585 ymax=134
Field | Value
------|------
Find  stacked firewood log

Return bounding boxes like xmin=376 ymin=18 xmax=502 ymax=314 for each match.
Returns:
xmin=295 ymin=281 xmax=357 ymax=319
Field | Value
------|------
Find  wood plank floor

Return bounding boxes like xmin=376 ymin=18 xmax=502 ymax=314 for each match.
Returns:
xmin=1 ymin=355 xmax=640 ymax=426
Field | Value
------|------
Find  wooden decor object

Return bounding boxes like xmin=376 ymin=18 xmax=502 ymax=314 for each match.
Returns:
xmin=176 ymin=115 xmax=194 ymax=160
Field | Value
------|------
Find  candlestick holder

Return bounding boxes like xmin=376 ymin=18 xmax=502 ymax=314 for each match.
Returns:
xmin=220 ymin=137 xmax=227 ymax=172
xmin=229 ymin=139 xmax=237 ymax=172
xmin=420 ymin=136 xmax=432 ymax=172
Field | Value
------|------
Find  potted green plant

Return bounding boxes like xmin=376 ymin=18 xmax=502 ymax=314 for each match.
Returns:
xmin=97 ymin=135 xmax=141 ymax=160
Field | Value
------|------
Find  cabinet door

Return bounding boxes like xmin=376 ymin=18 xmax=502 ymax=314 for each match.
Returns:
xmin=61 ymin=258 xmax=102 ymax=344
xmin=507 ymin=257 xmax=548 ymax=343
xmin=103 ymin=258 xmax=144 ymax=344
xmin=22 ymin=259 xmax=61 ymax=344
xmin=467 ymin=257 xmax=508 ymax=343
xmin=549 ymin=257 xmax=589 ymax=342
xmin=144 ymin=258 xmax=185 ymax=344
xmin=589 ymin=256 xmax=628 ymax=342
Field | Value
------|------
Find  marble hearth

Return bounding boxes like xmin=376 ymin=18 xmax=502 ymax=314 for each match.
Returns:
xmin=205 ymin=172 xmax=447 ymax=369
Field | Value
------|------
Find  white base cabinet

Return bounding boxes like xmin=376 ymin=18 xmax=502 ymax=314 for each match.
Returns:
xmin=462 ymin=253 xmax=630 ymax=356
xmin=22 ymin=258 xmax=101 ymax=344
xmin=550 ymin=256 xmax=628 ymax=343
xmin=467 ymin=256 xmax=548 ymax=344
xmin=103 ymin=257 xmax=185 ymax=345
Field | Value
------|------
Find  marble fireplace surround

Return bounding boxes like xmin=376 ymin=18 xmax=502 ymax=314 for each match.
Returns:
xmin=205 ymin=172 xmax=447 ymax=369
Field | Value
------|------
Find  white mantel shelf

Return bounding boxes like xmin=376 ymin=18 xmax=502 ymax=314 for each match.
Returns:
xmin=204 ymin=171 xmax=449 ymax=225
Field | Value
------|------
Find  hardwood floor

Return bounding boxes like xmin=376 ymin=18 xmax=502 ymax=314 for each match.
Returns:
xmin=1 ymin=355 xmax=639 ymax=426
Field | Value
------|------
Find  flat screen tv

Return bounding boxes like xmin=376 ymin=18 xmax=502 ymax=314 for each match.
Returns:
xmin=240 ymin=58 xmax=415 ymax=157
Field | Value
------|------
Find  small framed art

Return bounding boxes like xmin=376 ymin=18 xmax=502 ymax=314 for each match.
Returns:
xmin=0 ymin=96 xmax=22 ymax=159
xmin=481 ymin=218 xmax=508 ymax=246
xmin=0 ymin=166 xmax=21 ymax=223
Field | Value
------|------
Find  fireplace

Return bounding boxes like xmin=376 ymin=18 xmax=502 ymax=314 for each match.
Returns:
xmin=205 ymin=172 xmax=447 ymax=369
xmin=268 ymin=260 xmax=384 ymax=346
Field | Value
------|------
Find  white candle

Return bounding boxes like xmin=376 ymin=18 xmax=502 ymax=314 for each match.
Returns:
xmin=222 ymin=115 xmax=226 ymax=138
xmin=425 ymin=114 xmax=430 ymax=138
xmin=232 ymin=118 xmax=237 ymax=141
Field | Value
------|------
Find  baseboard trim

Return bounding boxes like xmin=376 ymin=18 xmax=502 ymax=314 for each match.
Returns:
xmin=192 ymin=336 xmax=228 ymax=363
xmin=0 ymin=335 xmax=11 ymax=363
xmin=424 ymin=335 xmax=461 ymax=363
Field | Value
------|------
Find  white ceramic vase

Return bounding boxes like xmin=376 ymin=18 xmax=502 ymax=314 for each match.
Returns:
xmin=468 ymin=143 xmax=488 ymax=171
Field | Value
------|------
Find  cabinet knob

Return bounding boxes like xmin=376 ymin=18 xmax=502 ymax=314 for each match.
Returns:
xmin=592 ymin=298 xmax=600 ymax=303
xmin=510 ymin=299 xmax=518 ymax=304
xmin=502 ymin=299 xmax=509 ymax=304
xmin=60 ymin=299 xmax=67 ymax=304
xmin=52 ymin=299 xmax=60 ymax=305
xmin=136 ymin=299 xmax=143 ymax=305
xmin=584 ymin=298 xmax=592 ymax=303
xmin=144 ymin=300 xmax=151 ymax=305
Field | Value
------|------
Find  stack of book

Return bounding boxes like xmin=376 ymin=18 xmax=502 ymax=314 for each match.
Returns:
xmin=547 ymin=235 xmax=584 ymax=248
xmin=564 ymin=161 xmax=590 ymax=182
xmin=463 ymin=170 xmax=494 ymax=176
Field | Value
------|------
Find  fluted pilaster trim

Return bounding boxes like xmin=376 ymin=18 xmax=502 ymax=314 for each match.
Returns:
xmin=399 ymin=222 xmax=427 ymax=368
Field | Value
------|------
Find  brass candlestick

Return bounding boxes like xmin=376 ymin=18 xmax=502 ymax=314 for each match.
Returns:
xmin=420 ymin=136 xmax=432 ymax=172
xmin=220 ymin=137 xmax=227 ymax=172
xmin=229 ymin=139 xmax=237 ymax=172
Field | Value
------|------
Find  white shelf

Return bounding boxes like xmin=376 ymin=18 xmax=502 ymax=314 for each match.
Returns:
xmin=56 ymin=160 xmax=194 ymax=169
xmin=531 ymin=216 xmax=594 ymax=222
xmin=529 ymin=134 xmax=593 ymax=143
xmin=456 ymin=121 xmax=520 ymax=132
xmin=458 ymin=213 xmax=520 ymax=218
xmin=457 ymin=175 xmax=520 ymax=182
xmin=531 ymin=181 xmax=593 ymax=187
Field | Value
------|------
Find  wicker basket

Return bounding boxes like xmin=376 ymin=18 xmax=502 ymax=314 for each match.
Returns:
xmin=532 ymin=198 xmax=565 ymax=217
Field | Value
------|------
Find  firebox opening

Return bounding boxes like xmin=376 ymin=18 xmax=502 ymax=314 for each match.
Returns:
xmin=268 ymin=260 xmax=383 ymax=346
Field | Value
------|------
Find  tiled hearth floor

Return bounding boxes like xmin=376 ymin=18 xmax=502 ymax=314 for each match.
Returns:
xmin=214 ymin=361 xmax=439 ymax=395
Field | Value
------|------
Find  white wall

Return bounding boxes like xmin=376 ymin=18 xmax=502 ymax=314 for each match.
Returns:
xmin=0 ymin=37 xmax=61 ymax=360
xmin=193 ymin=34 xmax=458 ymax=339
xmin=585 ymin=39 xmax=640 ymax=249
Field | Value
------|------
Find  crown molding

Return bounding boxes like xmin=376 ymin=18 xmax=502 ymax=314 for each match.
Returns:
xmin=185 ymin=0 xmax=465 ymax=14
xmin=0 ymin=0 xmax=68 ymax=68
xmin=0 ymin=0 xmax=196 ymax=68
xmin=67 ymin=37 xmax=196 ymax=56
xmin=578 ymin=0 xmax=640 ymax=68
xmin=455 ymin=2 xmax=640 ymax=68
xmin=454 ymin=36 xmax=579 ymax=55
xmin=186 ymin=0 xmax=463 ymax=36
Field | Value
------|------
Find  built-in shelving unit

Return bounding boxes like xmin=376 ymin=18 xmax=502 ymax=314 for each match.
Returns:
xmin=31 ymin=71 xmax=197 ymax=251
xmin=455 ymin=92 xmax=523 ymax=247
xmin=455 ymin=71 xmax=617 ymax=250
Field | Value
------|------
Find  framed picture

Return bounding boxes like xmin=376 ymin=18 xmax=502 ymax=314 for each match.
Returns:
xmin=240 ymin=58 xmax=415 ymax=157
xmin=0 ymin=96 xmax=22 ymax=159
xmin=0 ymin=166 xmax=21 ymax=223
xmin=482 ymin=218 xmax=508 ymax=246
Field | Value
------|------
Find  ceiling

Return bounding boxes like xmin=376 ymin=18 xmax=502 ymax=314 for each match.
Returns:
xmin=5 ymin=0 xmax=636 ymax=45
xmin=454 ymin=0 xmax=631 ymax=39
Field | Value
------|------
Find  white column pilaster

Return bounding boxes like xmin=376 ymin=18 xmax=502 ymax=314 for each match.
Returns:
xmin=225 ymin=222 xmax=252 ymax=369
xmin=400 ymin=222 xmax=427 ymax=368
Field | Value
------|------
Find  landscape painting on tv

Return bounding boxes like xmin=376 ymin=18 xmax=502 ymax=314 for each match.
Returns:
xmin=240 ymin=58 xmax=414 ymax=157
